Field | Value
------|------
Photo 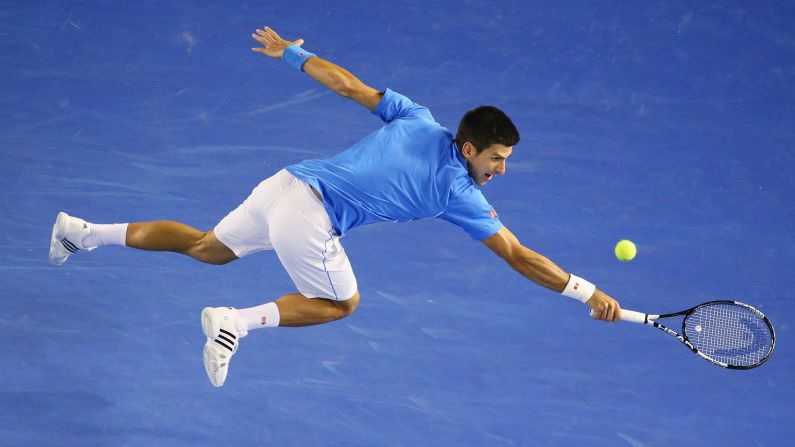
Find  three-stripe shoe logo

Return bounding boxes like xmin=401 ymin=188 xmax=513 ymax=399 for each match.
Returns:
xmin=60 ymin=238 xmax=80 ymax=254
xmin=214 ymin=329 xmax=237 ymax=352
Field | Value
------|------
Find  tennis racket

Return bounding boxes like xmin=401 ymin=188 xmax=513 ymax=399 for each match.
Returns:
xmin=596 ymin=300 xmax=775 ymax=369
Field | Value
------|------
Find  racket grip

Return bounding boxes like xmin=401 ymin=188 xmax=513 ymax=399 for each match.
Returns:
xmin=618 ymin=309 xmax=647 ymax=324
xmin=588 ymin=308 xmax=647 ymax=323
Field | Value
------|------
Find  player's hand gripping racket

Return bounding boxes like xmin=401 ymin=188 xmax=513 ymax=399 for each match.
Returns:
xmin=593 ymin=300 xmax=775 ymax=369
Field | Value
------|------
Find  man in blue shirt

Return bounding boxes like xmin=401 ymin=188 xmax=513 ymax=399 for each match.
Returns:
xmin=49 ymin=26 xmax=621 ymax=387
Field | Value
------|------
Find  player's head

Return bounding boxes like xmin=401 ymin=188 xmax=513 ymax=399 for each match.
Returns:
xmin=455 ymin=106 xmax=519 ymax=154
xmin=455 ymin=106 xmax=520 ymax=185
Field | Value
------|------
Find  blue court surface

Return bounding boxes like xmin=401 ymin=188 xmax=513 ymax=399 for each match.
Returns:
xmin=2 ymin=1 xmax=794 ymax=446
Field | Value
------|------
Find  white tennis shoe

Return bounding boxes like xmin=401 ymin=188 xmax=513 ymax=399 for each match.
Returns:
xmin=49 ymin=212 xmax=95 ymax=265
xmin=201 ymin=307 xmax=247 ymax=387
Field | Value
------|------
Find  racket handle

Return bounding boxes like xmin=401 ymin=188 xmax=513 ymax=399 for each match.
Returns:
xmin=618 ymin=309 xmax=647 ymax=324
xmin=588 ymin=308 xmax=647 ymax=324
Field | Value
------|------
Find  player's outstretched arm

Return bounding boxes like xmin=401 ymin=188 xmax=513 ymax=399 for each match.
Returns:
xmin=251 ymin=26 xmax=382 ymax=111
xmin=482 ymin=226 xmax=622 ymax=322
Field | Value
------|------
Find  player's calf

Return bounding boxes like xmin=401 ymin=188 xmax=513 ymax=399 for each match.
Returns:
xmin=124 ymin=222 xmax=238 ymax=264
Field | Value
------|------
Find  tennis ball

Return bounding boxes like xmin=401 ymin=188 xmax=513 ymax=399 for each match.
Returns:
xmin=615 ymin=240 xmax=637 ymax=261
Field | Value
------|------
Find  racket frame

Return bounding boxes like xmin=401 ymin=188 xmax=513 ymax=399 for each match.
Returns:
xmin=626 ymin=300 xmax=775 ymax=370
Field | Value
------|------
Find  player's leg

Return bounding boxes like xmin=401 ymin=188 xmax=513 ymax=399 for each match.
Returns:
xmin=124 ymin=176 xmax=281 ymax=264
xmin=126 ymin=222 xmax=237 ymax=265
xmin=49 ymin=170 xmax=287 ymax=266
xmin=202 ymin=171 xmax=360 ymax=386
xmin=261 ymin=171 xmax=360 ymax=327
xmin=49 ymin=212 xmax=237 ymax=265
xmin=274 ymin=290 xmax=360 ymax=327
xmin=202 ymin=271 xmax=359 ymax=388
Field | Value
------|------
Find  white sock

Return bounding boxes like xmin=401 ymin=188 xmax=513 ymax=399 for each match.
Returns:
xmin=84 ymin=223 xmax=129 ymax=247
xmin=236 ymin=302 xmax=280 ymax=332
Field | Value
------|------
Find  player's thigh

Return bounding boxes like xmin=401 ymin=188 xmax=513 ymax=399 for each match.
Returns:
xmin=272 ymin=222 xmax=357 ymax=301
xmin=214 ymin=170 xmax=291 ymax=258
xmin=268 ymin=179 xmax=358 ymax=301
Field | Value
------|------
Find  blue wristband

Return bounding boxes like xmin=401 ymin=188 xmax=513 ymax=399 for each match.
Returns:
xmin=282 ymin=44 xmax=316 ymax=72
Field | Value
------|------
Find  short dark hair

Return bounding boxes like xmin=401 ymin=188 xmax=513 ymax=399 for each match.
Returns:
xmin=455 ymin=106 xmax=520 ymax=153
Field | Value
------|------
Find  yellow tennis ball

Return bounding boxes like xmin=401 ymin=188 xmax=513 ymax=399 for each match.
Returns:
xmin=615 ymin=240 xmax=637 ymax=261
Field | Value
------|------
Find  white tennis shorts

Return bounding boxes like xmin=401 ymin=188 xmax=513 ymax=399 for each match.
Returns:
xmin=214 ymin=169 xmax=357 ymax=301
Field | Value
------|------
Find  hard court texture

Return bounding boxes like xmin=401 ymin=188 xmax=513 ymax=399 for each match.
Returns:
xmin=1 ymin=1 xmax=793 ymax=446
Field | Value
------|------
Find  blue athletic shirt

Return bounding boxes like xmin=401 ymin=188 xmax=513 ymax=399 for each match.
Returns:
xmin=286 ymin=88 xmax=503 ymax=240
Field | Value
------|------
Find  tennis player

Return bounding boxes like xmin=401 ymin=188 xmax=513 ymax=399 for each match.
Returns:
xmin=49 ymin=26 xmax=622 ymax=387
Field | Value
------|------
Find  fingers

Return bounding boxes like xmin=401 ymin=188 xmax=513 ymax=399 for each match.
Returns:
xmin=262 ymin=26 xmax=279 ymax=39
xmin=251 ymin=26 xmax=303 ymax=57
xmin=252 ymin=26 xmax=283 ymax=44
xmin=610 ymin=303 xmax=622 ymax=321
xmin=251 ymin=31 xmax=269 ymax=45
xmin=588 ymin=295 xmax=622 ymax=322
xmin=590 ymin=307 xmax=612 ymax=321
xmin=251 ymin=27 xmax=271 ymax=46
xmin=597 ymin=302 xmax=620 ymax=322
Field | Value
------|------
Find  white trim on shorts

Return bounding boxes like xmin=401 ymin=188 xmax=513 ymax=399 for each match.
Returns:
xmin=214 ymin=170 xmax=357 ymax=301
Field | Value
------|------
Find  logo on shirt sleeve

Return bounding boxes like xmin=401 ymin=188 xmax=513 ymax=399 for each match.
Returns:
xmin=489 ymin=208 xmax=498 ymax=219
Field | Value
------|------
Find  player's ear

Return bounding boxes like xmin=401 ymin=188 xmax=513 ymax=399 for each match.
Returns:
xmin=461 ymin=141 xmax=476 ymax=159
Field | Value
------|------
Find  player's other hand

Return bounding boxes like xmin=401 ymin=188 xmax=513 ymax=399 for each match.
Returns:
xmin=251 ymin=26 xmax=304 ymax=59
xmin=587 ymin=290 xmax=622 ymax=322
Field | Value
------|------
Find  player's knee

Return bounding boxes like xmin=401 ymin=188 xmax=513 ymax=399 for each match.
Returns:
xmin=193 ymin=232 xmax=237 ymax=265
xmin=333 ymin=290 xmax=360 ymax=319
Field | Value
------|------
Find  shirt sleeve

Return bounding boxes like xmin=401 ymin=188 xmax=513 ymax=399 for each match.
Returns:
xmin=373 ymin=88 xmax=434 ymax=123
xmin=439 ymin=178 xmax=504 ymax=240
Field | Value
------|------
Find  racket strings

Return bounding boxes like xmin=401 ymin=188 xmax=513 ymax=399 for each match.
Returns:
xmin=684 ymin=303 xmax=773 ymax=367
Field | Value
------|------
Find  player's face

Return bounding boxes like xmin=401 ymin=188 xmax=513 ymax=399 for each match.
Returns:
xmin=462 ymin=143 xmax=513 ymax=186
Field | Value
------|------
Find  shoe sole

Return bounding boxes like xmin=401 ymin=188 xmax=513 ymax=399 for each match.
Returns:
xmin=203 ymin=342 xmax=226 ymax=388
xmin=201 ymin=307 xmax=228 ymax=387
xmin=49 ymin=212 xmax=69 ymax=265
